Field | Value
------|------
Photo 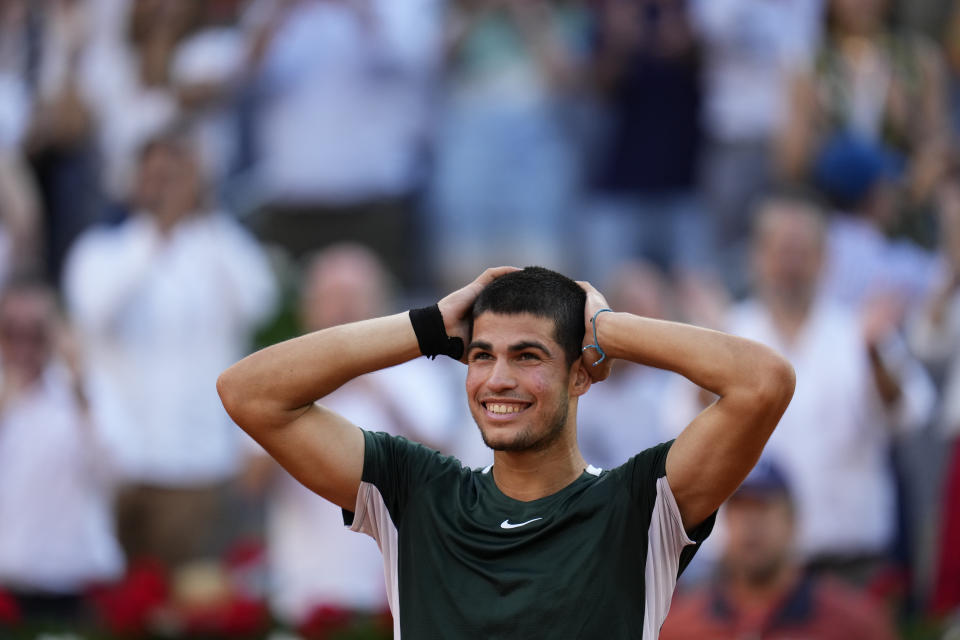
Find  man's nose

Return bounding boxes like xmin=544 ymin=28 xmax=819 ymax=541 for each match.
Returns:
xmin=485 ymin=357 xmax=517 ymax=391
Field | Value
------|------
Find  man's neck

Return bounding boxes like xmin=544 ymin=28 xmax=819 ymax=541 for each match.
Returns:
xmin=491 ymin=436 xmax=587 ymax=502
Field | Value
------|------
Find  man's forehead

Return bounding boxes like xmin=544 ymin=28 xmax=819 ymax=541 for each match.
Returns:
xmin=471 ymin=311 xmax=558 ymax=345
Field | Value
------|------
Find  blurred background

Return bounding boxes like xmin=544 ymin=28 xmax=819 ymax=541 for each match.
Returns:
xmin=0 ymin=0 xmax=959 ymax=637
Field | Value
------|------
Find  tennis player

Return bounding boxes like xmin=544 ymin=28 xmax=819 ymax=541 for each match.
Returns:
xmin=218 ymin=266 xmax=795 ymax=638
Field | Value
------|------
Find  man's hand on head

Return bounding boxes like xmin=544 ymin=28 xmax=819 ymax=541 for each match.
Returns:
xmin=577 ymin=281 xmax=613 ymax=383
xmin=437 ymin=266 xmax=520 ymax=362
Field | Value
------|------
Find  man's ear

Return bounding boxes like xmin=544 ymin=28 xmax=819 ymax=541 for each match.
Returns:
xmin=570 ymin=360 xmax=592 ymax=397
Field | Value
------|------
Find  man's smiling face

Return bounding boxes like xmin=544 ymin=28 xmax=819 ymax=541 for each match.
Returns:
xmin=466 ymin=312 xmax=583 ymax=452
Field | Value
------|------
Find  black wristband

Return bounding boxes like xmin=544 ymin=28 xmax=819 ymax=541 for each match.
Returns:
xmin=409 ymin=304 xmax=464 ymax=360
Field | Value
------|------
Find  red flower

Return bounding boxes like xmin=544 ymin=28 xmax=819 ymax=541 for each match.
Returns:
xmin=182 ymin=596 xmax=268 ymax=637
xmin=297 ymin=604 xmax=354 ymax=640
xmin=89 ymin=559 xmax=169 ymax=635
xmin=224 ymin=539 xmax=265 ymax=571
xmin=0 ymin=588 xmax=21 ymax=626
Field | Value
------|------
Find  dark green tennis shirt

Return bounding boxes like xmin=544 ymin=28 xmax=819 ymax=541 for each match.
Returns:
xmin=343 ymin=430 xmax=715 ymax=639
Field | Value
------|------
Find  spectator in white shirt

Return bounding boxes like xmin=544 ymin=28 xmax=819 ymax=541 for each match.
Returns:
xmin=720 ymin=191 xmax=934 ymax=584
xmin=690 ymin=0 xmax=823 ymax=294
xmin=0 ymin=276 xmax=124 ymax=625
xmin=242 ymin=243 xmax=461 ymax=626
xmin=428 ymin=0 xmax=588 ymax=288
xmin=91 ymin=0 xmax=196 ymax=203
xmin=63 ymin=131 xmax=277 ymax=570
xmin=241 ymin=0 xmax=442 ymax=286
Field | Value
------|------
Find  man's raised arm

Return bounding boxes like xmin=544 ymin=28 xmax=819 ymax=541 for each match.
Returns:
xmin=216 ymin=267 xmax=517 ymax=511
xmin=579 ymin=283 xmax=796 ymax=532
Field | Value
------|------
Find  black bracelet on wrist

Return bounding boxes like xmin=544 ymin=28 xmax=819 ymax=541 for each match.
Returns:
xmin=409 ymin=304 xmax=464 ymax=360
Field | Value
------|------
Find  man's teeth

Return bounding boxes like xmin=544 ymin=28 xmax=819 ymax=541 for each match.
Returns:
xmin=488 ymin=403 xmax=525 ymax=414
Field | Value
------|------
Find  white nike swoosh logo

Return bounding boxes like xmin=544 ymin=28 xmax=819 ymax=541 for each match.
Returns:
xmin=500 ymin=517 xmax=543 ymax=529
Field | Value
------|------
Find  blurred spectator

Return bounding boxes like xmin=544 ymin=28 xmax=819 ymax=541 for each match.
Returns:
xmin=0 ymin=276 xmax=124 ymax=626
xmin=1 ymin=0 xmax=191 ymax=279
xmin=577 ymin=260 xmax=696 ymax=467
xmin=815 ymin=137 xmax=939 ymax=308
xmin=0 ymin=0 xmax=41 ymax=284
xmin=909 ymin=174 xmax=960 ymax=614
xmin=719 ymin=193 xmax=934 ymax=582
xmin=24 ymin=0 xmax=106 ymax=281
xmin=909 ymin=175 xmax=960 ymax=451
xmin=171 ymin=0 xmax=246 ymax=189
xmin=429 ymin=0 xmax=589 ymax=288
xmin=243 ymin=243 xmax=462 ymax=626
xmin=893 ymin=0 xmax=957 ymax=40
xmin=779 ymin=0 xmax=951 ymax=247
xmin=947 ymin=1 xmax=960 ymax=133
xmin=6 ymin=0 xmax=200 ymax=232
xmin=582 ymin=0 xmax=708 ymax=284
xmin=91 ymin=0 xmax=196 ymax=203
xmin=660 ymin=461 xmax=898 ymax=639
xmin=0 ymin=0 xmax=31 ymax=149
xmin=242 ymin=0 xmax=442 ymax=287
xmin=0 ymin=0 xmax=33 ymax=88
xmin=0 ymin=155 xmax=41 ymax=287
xmin=63 ymin=131 xmax=277 ymax=569
xmin=690 ymin=0 xmax=823 ymax=294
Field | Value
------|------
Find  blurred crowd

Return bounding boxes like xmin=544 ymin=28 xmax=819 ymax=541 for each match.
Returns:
xmin=1 ymin=0 xmax=960 ymax=637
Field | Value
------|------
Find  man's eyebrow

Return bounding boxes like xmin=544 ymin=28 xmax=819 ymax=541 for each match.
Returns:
xmin=465 ymin=340 xmax=552 ymax=356
xmin=467 ymin=340 xmax=493 ymax=353
xmin=509 ymin=340 xmax=551 ymax=356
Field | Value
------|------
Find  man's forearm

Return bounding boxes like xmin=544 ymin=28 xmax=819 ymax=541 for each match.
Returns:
xmin=218 ymin=312 xmax=421 ymax=432
xmin=219 ymin=266 xmax=518 ymax=437
xmin=596 ymin=311 xmax=786 ymax=397
xmin=591 ymin=310 xmax=794 ymax=530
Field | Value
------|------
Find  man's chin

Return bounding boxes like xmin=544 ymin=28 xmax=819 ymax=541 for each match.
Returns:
xmin=477 ymin=423 xmax=530 ymax=452
xmin=473 ymin=402 xmax=568 ymax=453
xmin=478 ymin=423 xmax=563 ymax=453
xmin=479 ymin=430 xmax=522 ymax=452
xmin=486 ymin=439 xmax=527 ymax=452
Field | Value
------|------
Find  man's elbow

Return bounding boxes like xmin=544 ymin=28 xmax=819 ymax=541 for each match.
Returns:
xmin=755 ymin=350 xmax=796 ymax=412
xmin=217 ymin=366 xmax=253 ymax=430
xmin=217 ymin=365 xmax=297 ymax=435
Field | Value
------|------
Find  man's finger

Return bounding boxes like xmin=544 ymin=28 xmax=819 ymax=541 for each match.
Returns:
xmin=478 ymin=265 xmax=521 ymax=285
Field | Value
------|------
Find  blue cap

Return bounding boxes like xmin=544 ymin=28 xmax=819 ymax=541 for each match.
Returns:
xmin=813 ymin=132 xmax=904 ymax=207
xmin=732 ymin=459 xmax=791 ymax=500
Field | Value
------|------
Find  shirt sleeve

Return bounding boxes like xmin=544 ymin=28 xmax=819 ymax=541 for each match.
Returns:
xmin=619 ymin=440 xmax=717 ymax=638
xmin=343 ymin=429 xmax=456 ymax=529
xmin=623 ymin=440 xmax=716 ymax=577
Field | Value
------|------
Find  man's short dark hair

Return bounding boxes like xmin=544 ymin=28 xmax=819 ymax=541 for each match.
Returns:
xmin=471 ymin=267 xmax=586 ymax=367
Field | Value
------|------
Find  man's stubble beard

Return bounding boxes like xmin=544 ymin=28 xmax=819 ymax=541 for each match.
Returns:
xmin=476 ymin=394 xmax=570 ymax=453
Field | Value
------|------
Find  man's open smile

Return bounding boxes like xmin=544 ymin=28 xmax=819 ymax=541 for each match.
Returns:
xmin=481 ymin=399 xmax=533 ymax=418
